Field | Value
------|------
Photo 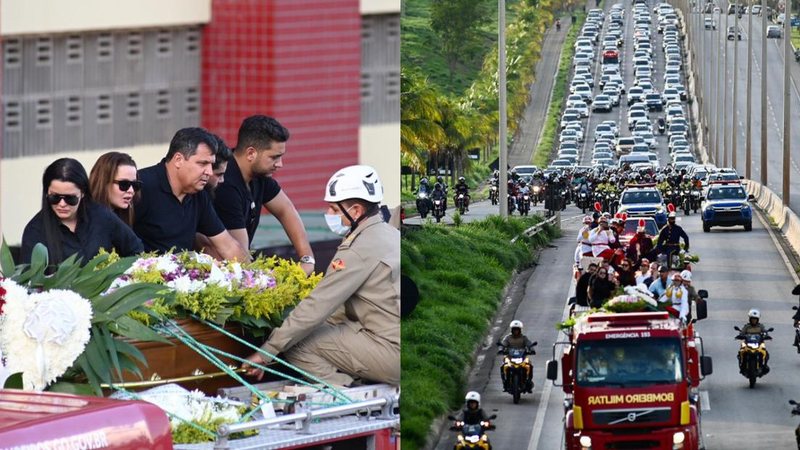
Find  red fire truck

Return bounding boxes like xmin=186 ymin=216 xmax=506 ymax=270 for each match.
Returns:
xmin=546 ymin=308 xmax=713 ymax=450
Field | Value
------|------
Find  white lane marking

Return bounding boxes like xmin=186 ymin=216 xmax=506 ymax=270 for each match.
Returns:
xmin=754 ymin=206 xmax=800 ymax=284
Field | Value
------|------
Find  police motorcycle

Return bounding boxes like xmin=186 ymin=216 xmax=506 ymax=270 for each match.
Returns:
xmin=517 ymin=189 xmax=531 ymax=216
xmin=489 ymin=179 xmax=499 ymax=205
xmin=497 ymin=341 xmax=537 ymax=404
xmin=657 ymin=117 xmax=666 ymax=134
xmin=455 ymin=192 xmax=468 ymax=215
xmin=689 ymin=185 xmax=702 ymax=213
xmin=788 ymin=399 xmax=800 ymax=448
xmin=531 ymin=183 xmax=542 ymax=206
xmin=734 ymin=325 xmax=773 ymax=388
xmin=682 ymin=187 xmax=692 ymax=215
xmin=416 ymin=189 xmax=433 ymax=219
xmin=447 ymin=414 xmax=497 ymax=450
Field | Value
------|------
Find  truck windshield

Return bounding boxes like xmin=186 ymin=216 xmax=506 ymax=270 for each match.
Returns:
xmin=576 ymin=338 xmax=683 ymax=387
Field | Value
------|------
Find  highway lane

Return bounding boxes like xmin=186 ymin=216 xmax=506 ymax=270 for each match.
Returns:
xmin=694 ymin=8 xmax=800 ymax=206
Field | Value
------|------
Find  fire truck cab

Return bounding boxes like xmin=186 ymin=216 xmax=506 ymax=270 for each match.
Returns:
xmin=547 ymin=311 xmax=712 ymax=450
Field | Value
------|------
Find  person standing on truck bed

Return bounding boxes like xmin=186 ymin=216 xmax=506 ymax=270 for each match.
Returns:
xmin=243 ymin=165 xmax=400 ymax=386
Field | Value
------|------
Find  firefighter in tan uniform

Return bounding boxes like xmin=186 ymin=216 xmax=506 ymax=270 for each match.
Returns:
xmin=243 ymin=165 xmax=400 ymax=386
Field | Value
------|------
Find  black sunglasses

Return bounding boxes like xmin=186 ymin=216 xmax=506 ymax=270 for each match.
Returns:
xmin=46 ymin=194 xmax=80 ymax=206
xmin=114 ymin=179 xmax=143 ymax=192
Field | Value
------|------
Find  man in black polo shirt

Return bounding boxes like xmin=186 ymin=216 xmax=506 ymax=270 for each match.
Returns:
xmin=134 ymin=127 xmax=249 ymax=261
xmin=212 ymin=115 xmax=314 ymax=275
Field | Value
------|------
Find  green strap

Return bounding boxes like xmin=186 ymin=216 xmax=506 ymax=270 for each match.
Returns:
xmin=193 ymin=316 xmax=354 ymax=404
xmin=161 ymin=321 xmax=271 ymax=411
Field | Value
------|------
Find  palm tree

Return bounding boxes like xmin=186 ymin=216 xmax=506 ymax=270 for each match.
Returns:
xmin=401 ymin=68 xmax=444 ymax=174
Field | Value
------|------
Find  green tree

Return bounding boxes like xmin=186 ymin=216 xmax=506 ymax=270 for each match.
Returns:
xmin=429 ymin=0 xmax=492 ymax=79
xmin=401 ymin=68 xmax=445 ymax=173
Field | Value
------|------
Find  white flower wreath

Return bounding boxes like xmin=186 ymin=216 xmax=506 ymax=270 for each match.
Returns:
xmin=0 ymin=280 xmax=92 ymax=391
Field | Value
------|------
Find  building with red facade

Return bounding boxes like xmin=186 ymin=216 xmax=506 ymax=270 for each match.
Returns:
xmin=0 ymin=0 xmax=399 ymax=244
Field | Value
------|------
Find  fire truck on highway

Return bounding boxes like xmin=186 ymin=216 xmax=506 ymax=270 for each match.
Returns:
xmin=546 ymin=307 xmax=713 ymax=450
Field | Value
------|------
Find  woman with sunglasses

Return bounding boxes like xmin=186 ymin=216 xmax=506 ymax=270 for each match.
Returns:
xmin=21 ymin=158 xmax=143 ymax=265
xmin=89 ymin=152 xmax=142 ymax=227
xmin=588 ymin=266 xmax=617 ymax=308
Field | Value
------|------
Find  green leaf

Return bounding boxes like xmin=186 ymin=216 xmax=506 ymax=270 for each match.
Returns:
xmin=3 ymin=372 xmax=24 ymax=389
xmin=113 ymin=339 xmax=149 ymax=367
xmin=213 ymin=307 xmax=236 ymax=325
xmin=0 ymin=238 xmax=16 ymax=277
xmin=98 ymin=326 xmax=123 ymax=381
xmin=46 ymin=381 xmax=95 ymax=396
xmin=112 ymin=316 xmax=171 ymax=344
xmin=43 ymin=253 xmax=82 ymax=290
xmin=98 ymin=283 xmax=166 ymax=318
xmin=76 ymin=354 xmax=103 ymax=396
xmin=27 ymin=243 xmax=50 ymax=285
xmin=83 ymin=330 xmax=113 ymax=386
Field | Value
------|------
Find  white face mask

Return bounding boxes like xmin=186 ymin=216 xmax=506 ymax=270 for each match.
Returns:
xmin=324 ymin=205 xmax=356 ymax=236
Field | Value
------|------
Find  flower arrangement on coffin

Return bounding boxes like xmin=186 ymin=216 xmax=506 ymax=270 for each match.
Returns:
xmin=602 ymin=285 xmax=659 ymax=313
xmin=0 ymin=241 xmax=169 ymax=394
xmin=106 ymin=250 xmax=322 ymax=336
xmin=113 ymin=384 xmax=257 ymax=444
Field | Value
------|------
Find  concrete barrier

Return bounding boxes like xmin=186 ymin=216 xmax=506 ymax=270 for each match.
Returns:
xmin=745 ymin=179 xmax=800 ymax=256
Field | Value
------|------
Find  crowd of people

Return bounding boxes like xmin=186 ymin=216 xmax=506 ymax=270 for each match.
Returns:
xmin=19 ymin=114 xmax=400 ymax=388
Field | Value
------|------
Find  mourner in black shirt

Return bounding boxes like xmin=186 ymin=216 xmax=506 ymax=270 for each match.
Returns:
xmin=212 ymin=115 xmax=314 ymax=274
xmin=21 ymin=158 xmax=143 ymax=265
xmin=133 ymin=127 xmax=249 ymax=261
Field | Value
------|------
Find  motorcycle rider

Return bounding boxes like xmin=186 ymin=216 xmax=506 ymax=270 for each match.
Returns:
xmin=793 ymin=284 xmax=800 ymax=352
xmin=655 ymin=211 xmax=689 ymax=269
xmin=738 ymin=309 xmax=770 ymax=373
xmin=453 ymin=176 xmax=471 ymax=212
xmin=455 ymin=391 xmax=492 ymax=425
xmin=436 ymin=175 xmax=448 ymax=209
xmin=499 ymin=320 xmax=536 ymax=393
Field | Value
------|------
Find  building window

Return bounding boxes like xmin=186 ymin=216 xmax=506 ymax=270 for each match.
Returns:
xmin=97 ymin=33 xmax=113 ymax=61
xmin=185 ymin=29 xmax=200 ymax=54
xmin=66 ymin=35 xmax=83 ymax=63
xmin=156 ymin=30 xmax=172 ymax=57
xmin=3 ymin=39 xmax=21 ymax=67
xmin=156 ymin=89 xmax=171 ymax=118
xmin=126 ymin=92 xmax=142 ymax=120
xmin=35 ymin=99 xmax=52 ymax=128
xmin=387 ymin=17 xmax=400 ymax=40
xmin=185 ymin=87 xmax=199 ymax=114
xmin=127 ymin=33 xmax=143 ymax=59
xmin=66 ymin=96 xmax=81 ymax=126
xmin=360 ymin=73 xmax=372 ymax=100
xmin=361 ymin=17 xmax=373 ymax=41
xmin=97 ymin=94 xmax=112 ymax=123
xmin=35 ymin=37 xmax=53 ymax=66
xmin=386 ymin=70 xmax=400 ymax=100
xmin=4 ymin=101 xmax=21 ymax=131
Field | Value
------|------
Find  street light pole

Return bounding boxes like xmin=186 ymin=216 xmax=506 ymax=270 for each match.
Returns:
xmin=760 ymin=0 xmax=768 ymax=185
xmin=732 ymin=0 xmax=739 ymax=171
xmin=499 ymin=0 xmax=508 ymax=217
xmin=723 ymin=10 xmax=730 ymax=167
xmin=783 ymin=0 xmax=791 ymax=205
xmin=716 ymin=13 xmax=723 ymax=165
xmin=745 ymin=0 xmax=753 ymax=179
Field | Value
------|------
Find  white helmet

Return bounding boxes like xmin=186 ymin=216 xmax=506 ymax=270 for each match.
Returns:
xmin=748 ymin=309 xmax=760 ymax=319
xmin=510 ymin=320 xmax=523 ymax=330
xmin=324 ymin=165 xmax=383 ymax=203
xmin=679 ymin=270 xmax=692 ymax=282
xmin=465 ymin=391 xmax=481 ymax=405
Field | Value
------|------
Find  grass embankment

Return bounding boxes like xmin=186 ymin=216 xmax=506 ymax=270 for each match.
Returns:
xmin=400 ymin=216 xmax=559 ymax=450
xmin=792 ymin=27 xmax=800 ymax=49
xmin=532 ymin=10 xmax=587 ymax=168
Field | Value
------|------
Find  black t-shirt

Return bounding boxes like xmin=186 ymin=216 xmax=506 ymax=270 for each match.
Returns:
xmin=213 ymin=158 xmax=281 ymax=245
xmin=576 ymin=271 xmax=593 ymax=306
xmin=21 ymin=201 xmax=143 ymax=264
xmin=134 ymin=162 xmax=225 ymax=252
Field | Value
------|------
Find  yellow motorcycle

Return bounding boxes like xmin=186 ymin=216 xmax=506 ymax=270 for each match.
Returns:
xmin=447 ymin=415 xmax=496 ymax=450
xmin=734 ymin=326 xmax=773 ymax=388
